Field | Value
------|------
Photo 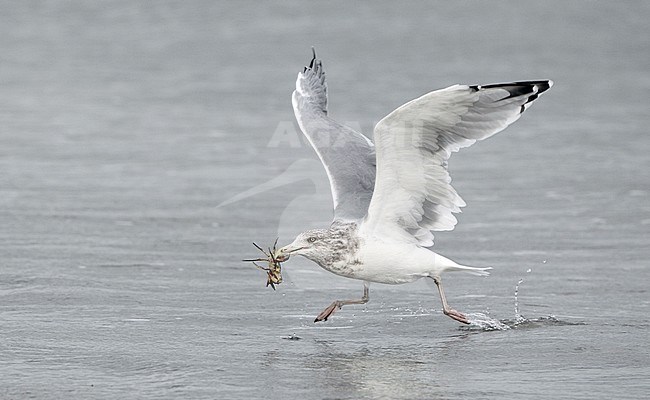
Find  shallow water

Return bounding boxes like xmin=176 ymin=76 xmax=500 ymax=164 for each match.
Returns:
xmin=1 ymin=1 xmax=649 ymax=399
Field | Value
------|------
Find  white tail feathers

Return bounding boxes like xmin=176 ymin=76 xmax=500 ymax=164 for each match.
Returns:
xmin=451 ymin=264 xmax=492 ymax=276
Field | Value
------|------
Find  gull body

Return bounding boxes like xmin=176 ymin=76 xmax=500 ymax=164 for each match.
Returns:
xmin=281 ymin=222 xmax=487 ymax=285
xmin=277 ymin=49 xmax=552 ymax=324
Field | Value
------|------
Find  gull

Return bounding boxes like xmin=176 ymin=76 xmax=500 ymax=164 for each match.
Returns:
xmin=276 ymin=49 xmax=552 ymax=324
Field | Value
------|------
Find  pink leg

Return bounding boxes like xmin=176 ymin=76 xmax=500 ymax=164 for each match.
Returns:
xmin=432 ymin=276 xmax=469 ymax=324
xmin=314 ymin=282 xmax=369 ymax=323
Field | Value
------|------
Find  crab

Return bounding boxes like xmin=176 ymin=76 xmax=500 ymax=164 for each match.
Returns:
xmin=243 ymin=238 xmax=287 ymax=290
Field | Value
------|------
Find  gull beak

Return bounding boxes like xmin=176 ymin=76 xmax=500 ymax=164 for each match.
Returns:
xmin=276 ymin=242 xmax=304 ymax=261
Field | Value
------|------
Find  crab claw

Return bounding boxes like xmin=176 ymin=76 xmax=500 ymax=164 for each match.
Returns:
xmin=266 ymin=276 xmax=276 ymax=290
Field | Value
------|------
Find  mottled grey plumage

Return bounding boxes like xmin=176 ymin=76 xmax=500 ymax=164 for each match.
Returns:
xmin=287 ymin=222 xmax=360 ymax=277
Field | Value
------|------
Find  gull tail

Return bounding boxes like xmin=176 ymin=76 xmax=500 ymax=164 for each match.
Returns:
xmin=449 ymin=264 xmax=492 ymax=277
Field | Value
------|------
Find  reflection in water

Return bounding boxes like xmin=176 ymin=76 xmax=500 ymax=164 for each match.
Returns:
xmin=306 ymin=345 xmax=443 ymax=399
xmin=261 ymin=334 xmax=484 ymax=399
xmin=257 ymin=313 xmax=588 ymax=399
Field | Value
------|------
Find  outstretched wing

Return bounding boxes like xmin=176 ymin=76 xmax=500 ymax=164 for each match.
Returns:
xmin=292 ymin=49 xmax=376 ymax=222
xmin=363 ymin=81 xmax=553 ymax=247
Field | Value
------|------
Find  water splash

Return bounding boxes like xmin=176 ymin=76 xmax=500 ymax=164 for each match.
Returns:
xmin=462 ymin=267 xmax=536 ymax=331
xmin=465 ymin=312 xmax=511 ymax=331
xmin=514 ymin=268 xmax=532 ymax=324
xmin=460 ymin=265 xmax=584 ymax=331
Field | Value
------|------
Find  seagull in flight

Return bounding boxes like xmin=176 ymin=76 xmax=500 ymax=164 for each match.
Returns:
xmin=276 ymin=49 xmax=552 ymax=324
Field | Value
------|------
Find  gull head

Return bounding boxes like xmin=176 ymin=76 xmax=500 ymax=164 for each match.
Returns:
xmin=276 ymin=222 xmax=359 ymax=268
xmin=276 ymin=228 xmax=331 ymax=263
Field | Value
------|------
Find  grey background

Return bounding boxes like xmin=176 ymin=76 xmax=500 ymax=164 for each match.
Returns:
xmin=1 ymin=1 xmax=649 ymax=399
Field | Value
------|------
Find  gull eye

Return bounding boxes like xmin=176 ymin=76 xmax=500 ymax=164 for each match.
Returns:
xmin=308 ymin=237 xmax=317 ymax=243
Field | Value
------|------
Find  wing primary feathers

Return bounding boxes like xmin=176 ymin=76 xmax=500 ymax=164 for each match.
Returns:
xmin=471 ymin=80 xmax=553 ymax=114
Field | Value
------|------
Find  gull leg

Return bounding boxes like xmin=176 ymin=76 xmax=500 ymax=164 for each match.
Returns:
xmin=432 ymin=276 xmax=469 ymax=324
xmin=314 ymin=282 xmax=369 ymax=323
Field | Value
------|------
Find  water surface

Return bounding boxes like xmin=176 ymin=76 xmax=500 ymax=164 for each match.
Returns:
xmin=1 ymin=1 xmax=649 ymax=399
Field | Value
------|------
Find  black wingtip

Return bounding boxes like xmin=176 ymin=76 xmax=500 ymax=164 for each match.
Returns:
xmin=475 ymin=80 xmax=552 ymax=114
xmin=479 ymin=80 xmax=552 ymax=94
xmin=309 ymin=46 xmax=317 ymax=68
xmin=303 ymin=47 xmax=319 ymax=73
